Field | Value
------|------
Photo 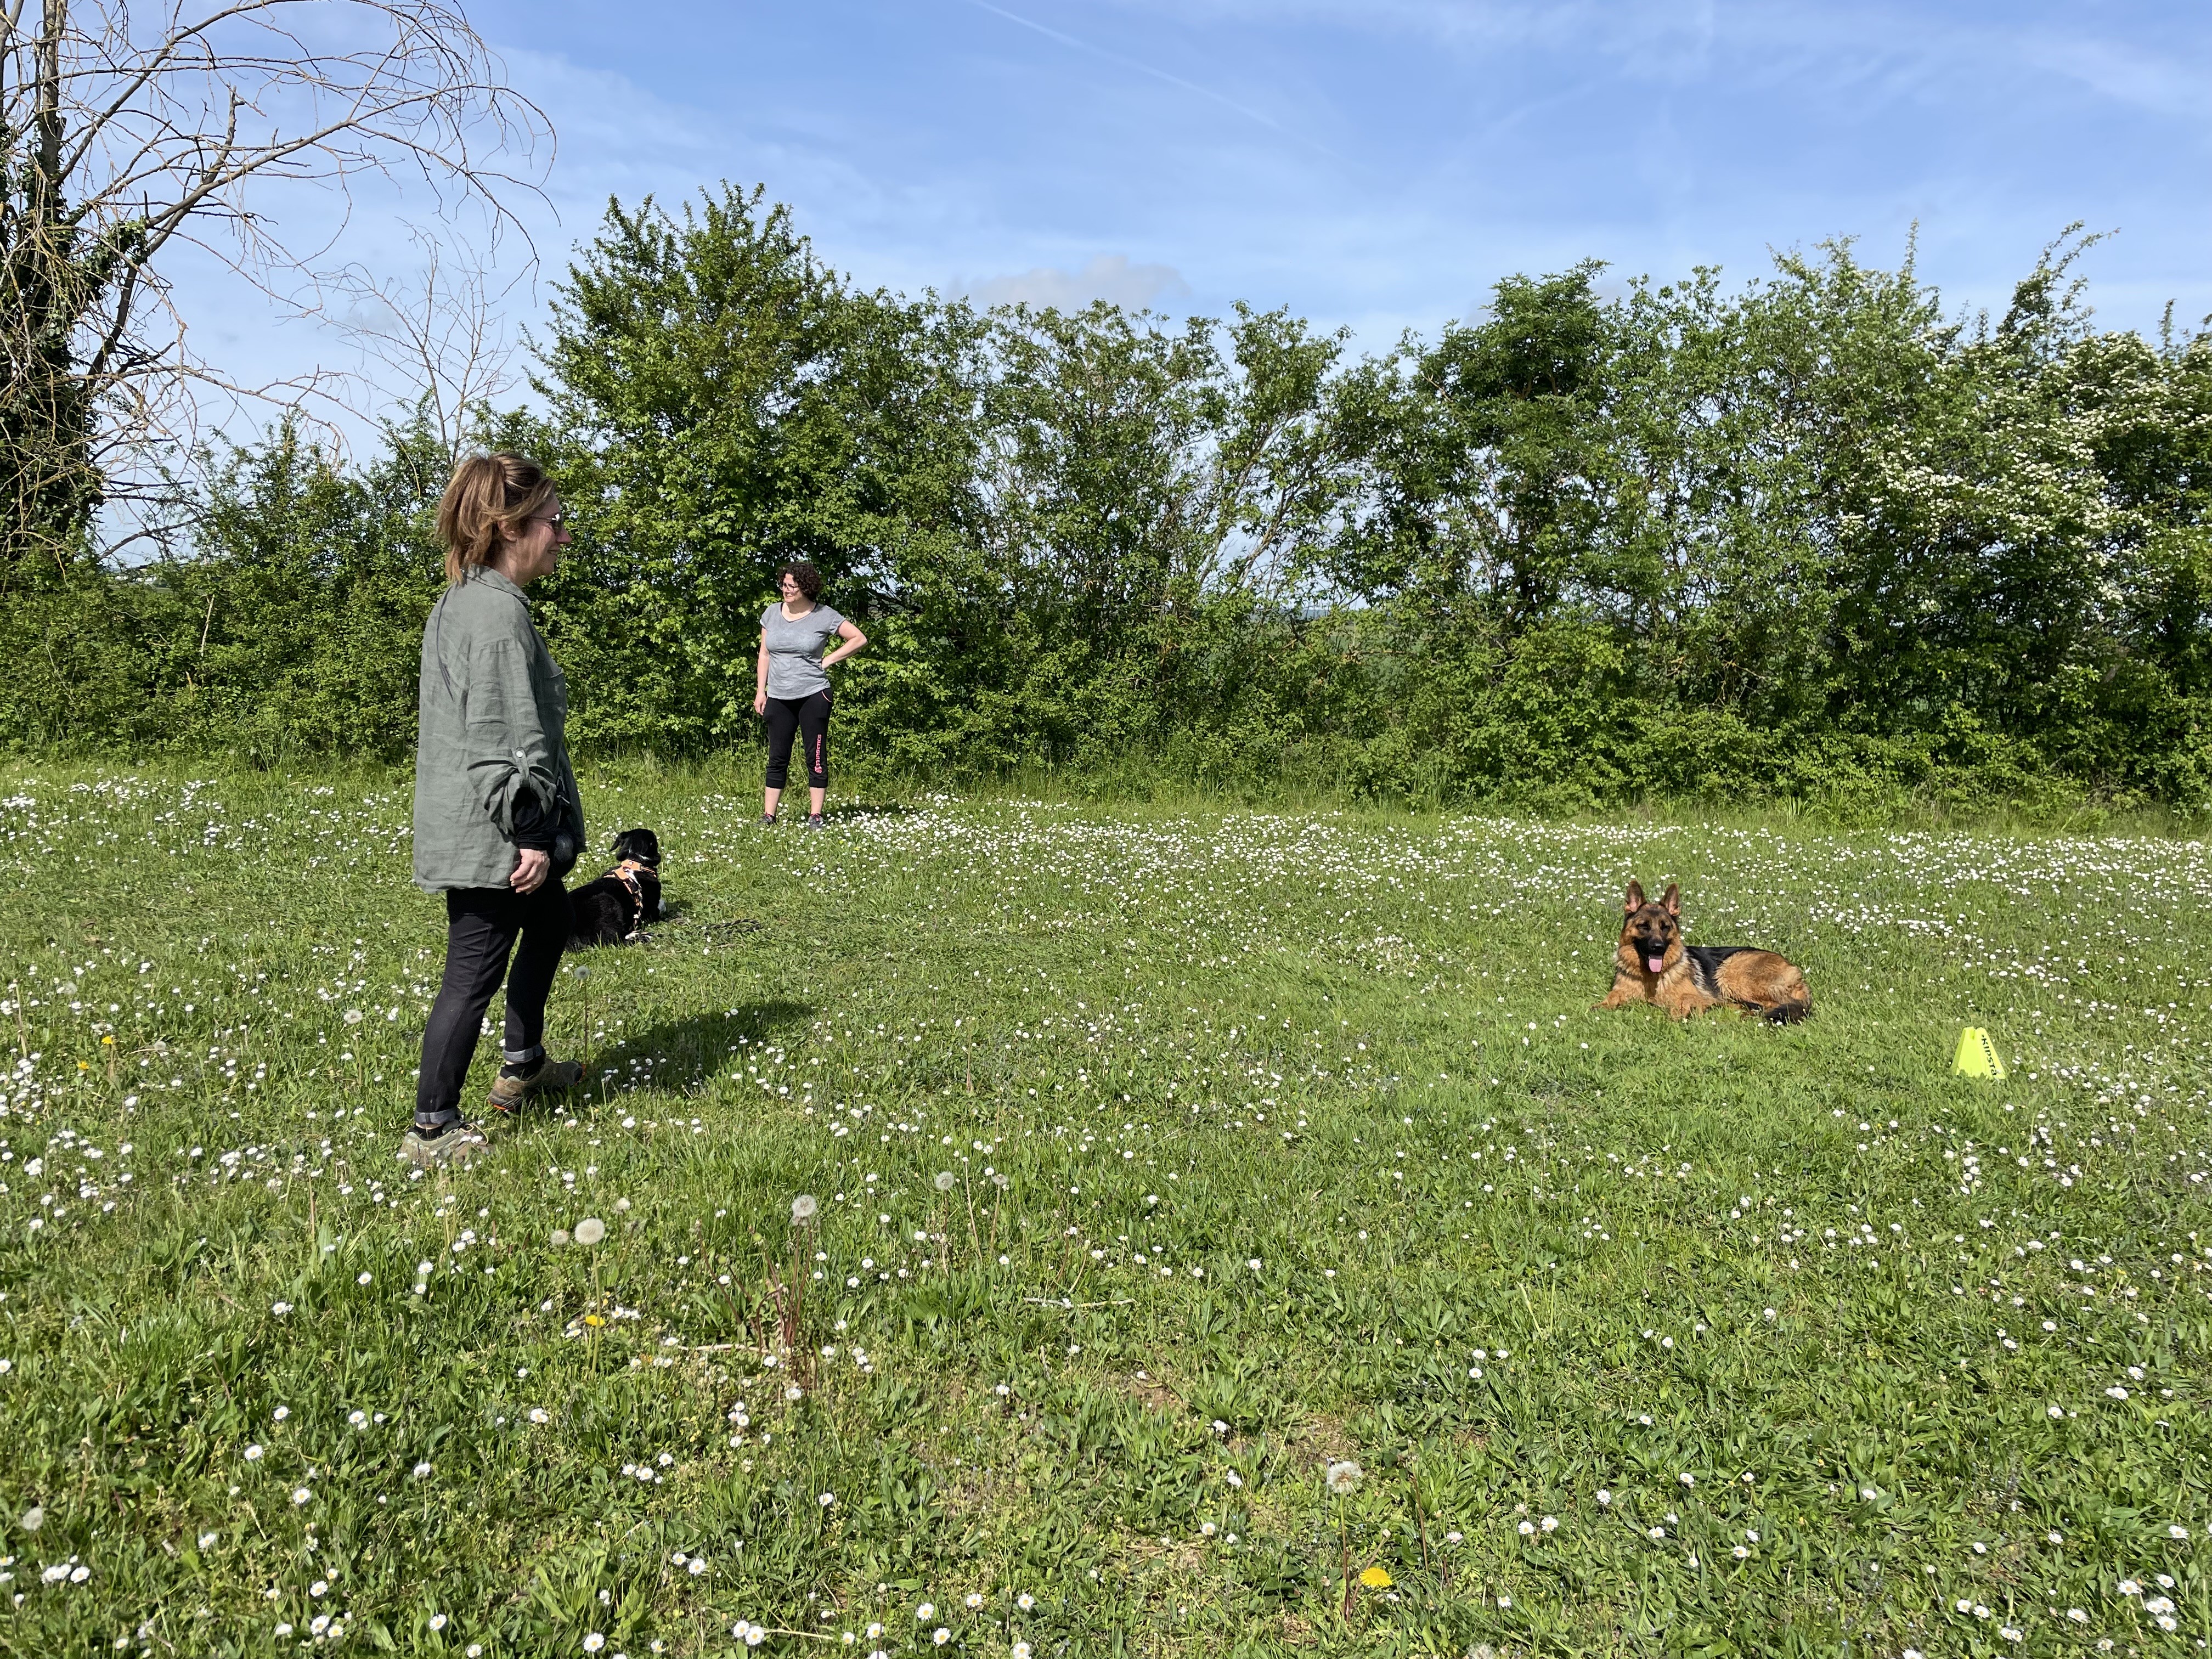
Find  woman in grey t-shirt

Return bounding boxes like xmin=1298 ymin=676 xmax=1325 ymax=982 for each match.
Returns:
xmin=754 ymin=559 xmax=867 ymax=828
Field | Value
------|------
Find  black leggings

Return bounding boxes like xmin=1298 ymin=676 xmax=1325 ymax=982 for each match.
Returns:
xmin=415 ymin=881 xmax=569 ymax=1130
xmin=764 ymin=690 xmax=831 ymax=791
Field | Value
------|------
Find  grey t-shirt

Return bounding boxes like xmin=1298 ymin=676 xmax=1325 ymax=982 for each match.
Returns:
xmin=760 ymin=602 xmax=845 ymax=700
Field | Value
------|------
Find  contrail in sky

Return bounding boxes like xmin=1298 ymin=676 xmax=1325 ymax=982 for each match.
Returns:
xmin=964 ymin=0 xmax=1339 ymax=156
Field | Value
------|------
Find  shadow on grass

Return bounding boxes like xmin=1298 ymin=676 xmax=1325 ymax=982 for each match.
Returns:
xmin=635 ymin=912 xmax=765 ymax=944
xmin=582 ymin=1001 xmax=816 ymax=1098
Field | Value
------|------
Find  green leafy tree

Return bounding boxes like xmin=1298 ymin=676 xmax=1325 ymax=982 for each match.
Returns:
xmin=960 ymin=300 xmax=1355 ymax=766
xmin=526 ymin=185 xmax=985 ymax=752
xmin=16 ymin=180 xmax=2212 ymax=817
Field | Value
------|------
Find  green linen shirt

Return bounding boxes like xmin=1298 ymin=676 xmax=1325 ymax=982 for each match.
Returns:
xmin=411 ymin=567 xmax=585 ymax=893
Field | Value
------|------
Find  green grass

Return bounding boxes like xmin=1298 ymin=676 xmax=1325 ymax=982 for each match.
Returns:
xmin=0 ymin=760 xmax=2207 ymax=1658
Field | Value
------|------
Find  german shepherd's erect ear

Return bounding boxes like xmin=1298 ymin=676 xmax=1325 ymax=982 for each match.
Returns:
xmin=1598 ymin=877 xmax=1812 ymax=1023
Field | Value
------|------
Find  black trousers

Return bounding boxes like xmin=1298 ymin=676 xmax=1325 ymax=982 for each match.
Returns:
xmin=415 ymin=881 xmax=569 ymax=1129
xmin=764 ymin=689 xmax=831 ymax=790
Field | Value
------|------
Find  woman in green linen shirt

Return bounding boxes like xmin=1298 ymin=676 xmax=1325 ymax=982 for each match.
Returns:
xmin=404 ymin=453 xmax=587 ymax=1169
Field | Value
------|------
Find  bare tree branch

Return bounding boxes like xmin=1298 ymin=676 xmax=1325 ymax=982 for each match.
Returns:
xmin=316 ymin=219 xmax=519 ymax=462
xmin=0 ymin=0 xmax=551 ymax=582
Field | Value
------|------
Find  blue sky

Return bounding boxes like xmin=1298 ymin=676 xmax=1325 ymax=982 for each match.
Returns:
xmin=182 ymin=0 xmax=2212 ymax=442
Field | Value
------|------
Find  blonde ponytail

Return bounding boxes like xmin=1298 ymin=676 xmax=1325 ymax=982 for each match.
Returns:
xmin=435 ymin=453 xmax=557 ymax=585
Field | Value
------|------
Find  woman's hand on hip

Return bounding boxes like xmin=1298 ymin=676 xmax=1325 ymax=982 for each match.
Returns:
xmin=511 ymin=848 xmax=551 ymax=894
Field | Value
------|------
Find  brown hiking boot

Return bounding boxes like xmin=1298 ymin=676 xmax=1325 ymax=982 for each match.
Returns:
xmin=399 ymin=1120 xmax=490 ymax=1170
xmin=488 ymin=1052 xmax=584 ymax=1116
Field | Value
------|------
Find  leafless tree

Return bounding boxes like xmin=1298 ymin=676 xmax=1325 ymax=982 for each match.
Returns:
xmin=0 ymin=0 xmax=550 ymax=583
xmin=320 ymin=221 xmax=523 ymax=470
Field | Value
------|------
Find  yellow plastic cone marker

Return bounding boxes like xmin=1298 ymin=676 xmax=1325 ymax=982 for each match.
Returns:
xmin=1953 ymin=1027 xmax=2006 ymax=1080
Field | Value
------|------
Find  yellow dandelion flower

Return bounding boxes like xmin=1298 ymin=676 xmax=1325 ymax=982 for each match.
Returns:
xmin=1359 ymin=1566 xmax=1392 ymax=1589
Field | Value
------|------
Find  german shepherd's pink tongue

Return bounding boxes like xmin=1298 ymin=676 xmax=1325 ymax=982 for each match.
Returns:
xmin=1645 ymin=955 xmax=1664 ymax=974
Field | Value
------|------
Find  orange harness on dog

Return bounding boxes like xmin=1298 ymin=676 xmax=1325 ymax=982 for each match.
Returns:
xmin=612 ymin=859 xmax=653 ymax=938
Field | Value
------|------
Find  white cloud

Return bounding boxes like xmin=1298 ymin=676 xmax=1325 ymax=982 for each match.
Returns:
xmin=962 ymin=253 xmax=1194 ymax=310
xmin=2017 ymin=35 xmax=2212 ymax=123
xmin=131 ymin=0 xmax=2212 ymax=470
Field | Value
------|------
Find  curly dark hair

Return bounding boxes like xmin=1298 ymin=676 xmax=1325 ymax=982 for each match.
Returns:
xmin=775 ymin=560 xmax=824 ymax=601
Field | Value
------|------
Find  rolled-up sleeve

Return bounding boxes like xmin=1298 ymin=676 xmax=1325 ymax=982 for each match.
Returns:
xmin=462 ymin=636 xmax=559 ymax=837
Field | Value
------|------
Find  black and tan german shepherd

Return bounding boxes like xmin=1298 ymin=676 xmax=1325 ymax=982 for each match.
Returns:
xmin=1596 ymin=879 xmax=1811 ymax=1024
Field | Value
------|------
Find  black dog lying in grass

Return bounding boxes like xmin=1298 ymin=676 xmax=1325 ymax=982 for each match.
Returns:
xmin=568 ymin=828 xmax=663 ymax=947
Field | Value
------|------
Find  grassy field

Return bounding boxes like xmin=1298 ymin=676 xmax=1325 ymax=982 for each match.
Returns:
xmin=0 ymin=763 xmax=2206 ymax=1658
